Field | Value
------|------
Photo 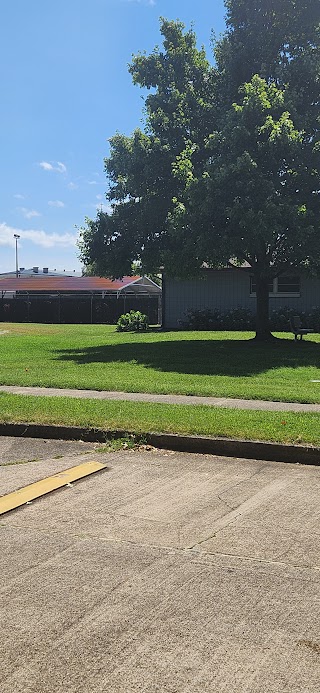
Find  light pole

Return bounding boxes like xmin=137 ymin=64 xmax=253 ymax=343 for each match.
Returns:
xmin=13 ymin=234 xmax=20 ymax=278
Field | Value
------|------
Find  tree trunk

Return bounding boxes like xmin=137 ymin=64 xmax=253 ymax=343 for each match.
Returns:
xmin=254 ymin=275 xmax=274 ymax=341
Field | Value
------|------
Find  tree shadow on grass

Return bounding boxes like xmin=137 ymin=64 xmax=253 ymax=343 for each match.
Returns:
xmin=55 ymin=338 xmax=320 ymax=377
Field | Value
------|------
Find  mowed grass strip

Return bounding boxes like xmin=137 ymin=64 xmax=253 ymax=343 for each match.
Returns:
xmin=0 ymin=323 xmax=320 ymax=403
xmin=0 ymin=393 xmax=319 ymax=445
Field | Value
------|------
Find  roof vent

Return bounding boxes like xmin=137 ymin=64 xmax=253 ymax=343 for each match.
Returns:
xmin=43 ymin=267 xmax=49 ymax=274
xmin=33 ymin=266 xmax=39 ymax=273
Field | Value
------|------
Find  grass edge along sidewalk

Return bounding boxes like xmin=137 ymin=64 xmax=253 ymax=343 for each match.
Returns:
xmin=1 ymin=324 xmax=320 ymax=404
xmin=0 ymin=392 xmax=319 ymax=447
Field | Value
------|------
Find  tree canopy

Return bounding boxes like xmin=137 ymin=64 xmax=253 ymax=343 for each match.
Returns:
xmin=79 ymin=1 xmax=320 ymax=339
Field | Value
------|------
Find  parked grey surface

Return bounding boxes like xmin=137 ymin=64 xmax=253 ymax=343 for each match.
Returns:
xmin=1 ymin=442 xmax=320 ymax=692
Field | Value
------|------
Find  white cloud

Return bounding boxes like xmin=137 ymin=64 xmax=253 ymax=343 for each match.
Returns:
xmin=48 ymin=200 xmax=65 ymax=208
xmin=0 ymin=224 xmax=18 ymax=248
xmin=14 ymin=194 xmax=26 ymax=200
xmin=96 ymin=194 xmax=104 ymax=201
xmin=56 ymin=161 xmax=67 ymax=174
xmin=88 ymin=180 xmax=98 ymax=185
xmin=39 ymin=161 xmax=67 ymax=174
xmin=20 ymin=208 xmax=42 ymax=219
xmin=39 ymin=161 xmax=53 ymax=171
xmin=0 ymin=222 xmax=78 ymax=249
xmin=68 ymin=181 xmax=78 ymax=190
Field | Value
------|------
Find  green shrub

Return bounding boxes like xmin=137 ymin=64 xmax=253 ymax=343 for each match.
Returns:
xmin=181 ymin=305 xmax=320 ymax=331
xmin=270 ymin=306 xmax=320 ymax=331
xmin=116 ymin=310 xmax=149 ymax=332
xmin=181 ymin=307 xmax=255 ymax=330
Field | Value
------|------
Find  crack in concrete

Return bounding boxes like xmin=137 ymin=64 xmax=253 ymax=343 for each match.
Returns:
xmin=188 ymin=468 xmax=293 ymax=549
xmin=5 ymin=521 xmax=320 ymax=578
xmin=187 ymin=464 xmax=274 ymax=549
xmin=189 ymin=549 xmax=320 ymax=575
xmin=217 ymin=494 xmax=237 ymax=512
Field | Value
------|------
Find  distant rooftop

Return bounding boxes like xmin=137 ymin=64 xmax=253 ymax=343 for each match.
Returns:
xmin=0 ymin=267 xmax=82 ymax=278
xmin=0 ymin=275 xmax=161 ymax=295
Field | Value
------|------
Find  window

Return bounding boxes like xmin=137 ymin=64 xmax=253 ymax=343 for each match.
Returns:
xmin=250 ymin=275 xmax=300 ymax=296
xmin=277 ymin=276 xmax=300 ymax=293
xmin=250 ymin=278 xmax=274 ymax=294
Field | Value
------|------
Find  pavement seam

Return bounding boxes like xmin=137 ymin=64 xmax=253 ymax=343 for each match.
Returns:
xmin=3 ymin=523 xmax=320 ymax=577
xmin=191 ymin=550 xmax=320 ymax=574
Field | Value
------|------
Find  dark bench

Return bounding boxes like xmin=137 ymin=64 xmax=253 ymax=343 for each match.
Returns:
xmin=290 ymin=315 xmax=314 ymax=341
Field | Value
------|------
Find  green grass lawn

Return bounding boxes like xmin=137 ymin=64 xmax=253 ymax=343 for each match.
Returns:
xmin=0 ymin=393 xmax=319 ymax=445
xmin=0 ymin=322 xmax=320 ymax=403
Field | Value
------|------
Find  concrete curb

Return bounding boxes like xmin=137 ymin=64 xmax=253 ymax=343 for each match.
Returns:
xmin=0 ymin=422 xmax=319 ymax=466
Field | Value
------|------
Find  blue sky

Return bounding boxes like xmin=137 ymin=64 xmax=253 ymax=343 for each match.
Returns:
xmin=1 ymin=0 xmax=226 ymax=273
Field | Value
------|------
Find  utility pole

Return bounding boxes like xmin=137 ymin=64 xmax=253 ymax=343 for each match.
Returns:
xmin=13 ymin=234 xmax=20 ymax=278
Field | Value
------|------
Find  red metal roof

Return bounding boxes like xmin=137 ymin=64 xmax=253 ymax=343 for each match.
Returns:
xmin=0 ymin=276 xmax=142 ymax=292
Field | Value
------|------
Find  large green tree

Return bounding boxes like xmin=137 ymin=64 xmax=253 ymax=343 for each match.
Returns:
xmin=79 ymin=3 xmax=320 ymax=340
xmin=80 ymin=20 xmax=216 ymax=277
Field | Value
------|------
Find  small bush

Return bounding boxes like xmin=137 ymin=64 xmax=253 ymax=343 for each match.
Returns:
xmin=116 ymin=310 xmax=149 ymax=332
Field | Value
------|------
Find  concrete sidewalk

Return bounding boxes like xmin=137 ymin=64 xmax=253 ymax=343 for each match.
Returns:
xmin=1 ymin=444 xmax=320 ymax=692
xmin=1 ymin=384 xmax=320 ymax=413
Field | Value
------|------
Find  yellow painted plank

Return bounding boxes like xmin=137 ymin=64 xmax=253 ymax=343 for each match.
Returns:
xmin=0 ymin=461 xmax=106 ymax=516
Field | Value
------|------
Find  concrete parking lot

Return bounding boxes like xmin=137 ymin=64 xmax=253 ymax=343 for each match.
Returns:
xmin=1 ymin=437 xmax=320 ymax=692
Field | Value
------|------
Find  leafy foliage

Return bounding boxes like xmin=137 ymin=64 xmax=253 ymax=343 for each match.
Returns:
xmin=181 ymin=307 xmax=255 ymax=330
xmin=116 ymin=310 xmax=149 ymax=332
xmin=182 ymin=305 xmax=320 ymax=332
xmin=79 ymin=4 xmax=320 ymax=339
xmin=270 ymin=306 xmax=320 ymax=332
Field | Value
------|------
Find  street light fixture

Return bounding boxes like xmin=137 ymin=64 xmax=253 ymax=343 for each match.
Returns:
xmin=13 ymin=234 xmax=20 ymax=278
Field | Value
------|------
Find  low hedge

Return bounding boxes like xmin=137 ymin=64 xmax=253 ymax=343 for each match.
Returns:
xmin=180 ymin=306 xmax=320 ymax=331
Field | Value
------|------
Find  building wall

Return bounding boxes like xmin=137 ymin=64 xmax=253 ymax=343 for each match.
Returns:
xmin=163 ymin=270 xmax=320 ymax=328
